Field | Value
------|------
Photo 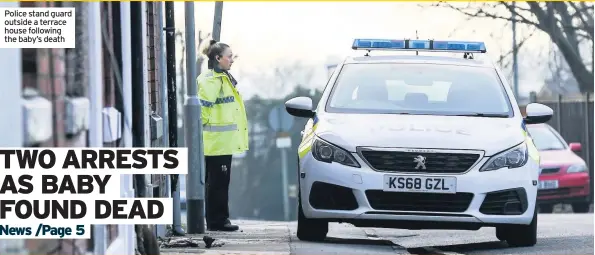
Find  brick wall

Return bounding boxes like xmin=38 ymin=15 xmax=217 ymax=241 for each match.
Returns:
xmin=38 ymin=43 xmax=87 ymax=148
xmin=19 ymin=2 xmax=166 ymax=253
xmin=147 ymin=2 xmax=161 ymax=117
xmin=20 ymin=1 xmax=94 ymax=253
xmin=102 ymin=2 xmax=116 ymax=109
xmin=146 ymin=2 xmax=166 ymax=192
xmin=100 ymin=2 xmax=120 ymax=246
xmin=21 ymin=1 xmax=87 ymax=149
xmin=147 ymin=2 xmax=165 ymax=149
xmin=21 ymin=1 xmax=88 ymax=253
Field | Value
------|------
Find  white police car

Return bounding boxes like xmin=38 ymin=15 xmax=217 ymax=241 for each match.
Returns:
xmin=285 ymin=39 xmax=554 ymax=247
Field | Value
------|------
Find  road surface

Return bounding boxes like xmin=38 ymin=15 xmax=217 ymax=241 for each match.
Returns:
xmin=161 ymin=213 xmax=593 ymax=255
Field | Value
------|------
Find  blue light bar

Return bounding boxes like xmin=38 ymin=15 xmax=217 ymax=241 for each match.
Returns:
xmin=352 ymin=39 xmax=405 ymax=49
xmin=352 ymin=39 xmax=487 ymax=53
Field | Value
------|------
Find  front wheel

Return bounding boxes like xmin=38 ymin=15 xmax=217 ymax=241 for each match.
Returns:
xmin=296 ymin=191 xmax=328 ymax=241
xmin=496 ymin=206 xmax=538 ymax=247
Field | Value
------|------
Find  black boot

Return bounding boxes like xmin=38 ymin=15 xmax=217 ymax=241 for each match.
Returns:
xmin=208 ymin=220 xmax=239 ymax=232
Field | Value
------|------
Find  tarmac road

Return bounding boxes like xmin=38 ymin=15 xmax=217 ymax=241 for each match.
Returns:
xmin=161 ymin=213 xmax=593 ymax=255
xmin=364 ymin=213 xmax=593 ymax=255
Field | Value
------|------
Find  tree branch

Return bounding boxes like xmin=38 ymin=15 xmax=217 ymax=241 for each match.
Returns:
xmin=438 ymin=1 xmax=542 ymax=28
xmin=553 ymin=2 xmax=581 ymax=56
xmin=496 ymin=26 xmax=538 ymax=67
xmin=423 ymin=1 xmax=594 ymax=93
xmin=568 ymin=2 xmax=594 ymax=39
xmin=500 ymin=1 xmax=543 ymax=28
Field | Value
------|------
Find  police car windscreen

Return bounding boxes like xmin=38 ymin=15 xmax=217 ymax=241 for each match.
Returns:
xmin=326 ymin=63 xmax=513 ymax=116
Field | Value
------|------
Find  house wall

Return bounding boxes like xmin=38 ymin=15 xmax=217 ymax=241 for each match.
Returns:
xmin=21 ymin=1 xmax=90 ymax=254
xmin=0 ymin=2 xmax=25 ymax=254
xmin=6 ymin=1 xmax=168 ymax=253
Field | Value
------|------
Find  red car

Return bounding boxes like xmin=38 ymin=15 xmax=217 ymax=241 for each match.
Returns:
xmin=526 ymin=123 xmax=591 ymax=213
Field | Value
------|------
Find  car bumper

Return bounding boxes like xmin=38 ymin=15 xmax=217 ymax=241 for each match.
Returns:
xmin=537 ymin=172 xmax=591 ymax=204
xmin=299 ymin=152 xmax=539 ymax=229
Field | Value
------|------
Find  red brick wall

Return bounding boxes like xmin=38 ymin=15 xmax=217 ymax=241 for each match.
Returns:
xmin=146 ymin=2 xmax=167 ymax=197
xmin=20 ymin=2 xmax=165 ymax=253
xmin=21 ymin=2 xmax=88 ymax=254
xmin=101 ymin=2 xmax=122 ymax=245
xmin=147 ymin=2 xmax=161 ymax=115
xmin=103 ymin=3 xmax=115 ymax=108
xmin=21 ymin=1 xmax=87 ymax=148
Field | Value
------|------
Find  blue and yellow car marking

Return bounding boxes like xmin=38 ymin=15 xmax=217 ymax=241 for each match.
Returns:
xmin=521 ymin=121 xmax=540 ymax=162
xmin=298 ymin=115 xmax=318 ymax=159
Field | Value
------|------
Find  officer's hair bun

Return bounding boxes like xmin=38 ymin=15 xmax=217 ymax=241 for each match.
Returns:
xmin=200 ymin=38 xmax=230 ymax=69
xmin=200 ymin=38 xmax=217 ymax=56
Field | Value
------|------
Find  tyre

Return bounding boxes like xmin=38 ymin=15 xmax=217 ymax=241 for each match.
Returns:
xmin=571 ymin=202 xmax=591 ymax=213
xmin=296 ymin=185 xmax=328 ymax=241
xmin=499 ymin=206 xmax=538 ymax=247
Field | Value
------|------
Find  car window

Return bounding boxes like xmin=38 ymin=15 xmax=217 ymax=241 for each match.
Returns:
xmin=526 ymin=126 xmax=567 ymax=151
xmin=326 ymin=63 xmax=513 ymax=116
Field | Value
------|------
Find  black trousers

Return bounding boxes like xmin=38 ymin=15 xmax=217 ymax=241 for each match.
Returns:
xmin=205 ymin=154 xmax=233 ymax=227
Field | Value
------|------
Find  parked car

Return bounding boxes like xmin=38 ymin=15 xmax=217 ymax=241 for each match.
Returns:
xmin=286 ymin=38 xmax=553 ymax=247
xmin=526 ymin=123 xmax=591 ymax=213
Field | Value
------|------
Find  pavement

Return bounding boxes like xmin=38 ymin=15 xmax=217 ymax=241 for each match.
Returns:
xmin=160 ymin=213 xmax=593 ymax=255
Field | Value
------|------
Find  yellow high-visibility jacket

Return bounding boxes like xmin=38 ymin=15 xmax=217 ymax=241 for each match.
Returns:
xmin=197 ymin=69 xmax=249 ymax=156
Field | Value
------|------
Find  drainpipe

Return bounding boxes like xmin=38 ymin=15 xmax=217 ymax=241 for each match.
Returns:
xmin=164 ymin=1 xmax=185 ymax=236
xmin=131 ymin=1 xmax=147 ymax=198
xmin=158 ymin=2 xmax=169 ymax=149
xmin=88 ymin=2 xmax=106 ymax=255
xmin=156 ymin=1 xmax=171 ymax=238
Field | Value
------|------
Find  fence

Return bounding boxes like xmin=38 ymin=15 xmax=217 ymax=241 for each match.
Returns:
xmin=530 ymin=92 xmax=594 ymax=201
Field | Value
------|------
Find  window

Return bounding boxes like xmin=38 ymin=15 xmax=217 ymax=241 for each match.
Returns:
xmin=326 ymin=63 xmax=513 ymax=116
xmin=526 ymin=126 xmax=567 ymax=151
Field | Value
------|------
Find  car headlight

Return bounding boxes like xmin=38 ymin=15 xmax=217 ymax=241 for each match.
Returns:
xmin=567 ymin=164 xmax=588 ymax=173
xmin=480 ymin=142 xmax=529 ymax=172
xmin=312 ymin=137 xmax=360 ymax=168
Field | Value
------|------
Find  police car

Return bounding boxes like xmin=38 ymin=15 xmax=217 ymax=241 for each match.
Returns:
xmin=285 ymin=39 xmax=553 ymax=247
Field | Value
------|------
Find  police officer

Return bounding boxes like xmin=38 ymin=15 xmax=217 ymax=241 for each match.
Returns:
xmin=198 ymin=39 xmax=248 ymax=232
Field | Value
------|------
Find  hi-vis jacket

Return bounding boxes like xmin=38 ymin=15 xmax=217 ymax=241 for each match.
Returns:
xmin=197 ymin=68 xmax=249 ymax=156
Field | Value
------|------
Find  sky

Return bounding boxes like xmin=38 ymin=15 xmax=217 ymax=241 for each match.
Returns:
xmin=170 ymin=2 xmax=568 ymax=100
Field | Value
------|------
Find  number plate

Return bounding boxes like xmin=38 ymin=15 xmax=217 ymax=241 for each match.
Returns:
xmin=538 ymin=180 xmax=559 ymax=190
xmin=383 ymin=175 xmax=456 ymax=194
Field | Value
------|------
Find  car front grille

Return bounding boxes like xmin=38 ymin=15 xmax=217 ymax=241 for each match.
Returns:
xmin=365 ymin=190 xmax=474 ymax=212
xmin=359 ymin=150 xmax=481 ymax=174
xmin=538 ymin=188 xmax=570 ymax=197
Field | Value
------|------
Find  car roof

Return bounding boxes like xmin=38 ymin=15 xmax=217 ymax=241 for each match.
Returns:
xmin=343 ymin=54 xmax=494 ymax=68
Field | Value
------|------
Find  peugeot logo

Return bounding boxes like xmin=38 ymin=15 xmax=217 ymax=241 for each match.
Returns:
xmin=413 ymin=155 xmax=426 ymax=170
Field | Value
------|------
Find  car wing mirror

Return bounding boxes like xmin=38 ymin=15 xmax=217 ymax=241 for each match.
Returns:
xmin=285 ymin=97 xmax=315 ymax=118
xmin=524 ymin=103 xmax=553 ymax=125
xmin=569 ymin=142 xmax=582 ymax=152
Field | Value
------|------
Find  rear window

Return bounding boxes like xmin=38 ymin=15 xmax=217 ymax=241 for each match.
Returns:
xmin=326 ymin=63 xmax=514 ymax=116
